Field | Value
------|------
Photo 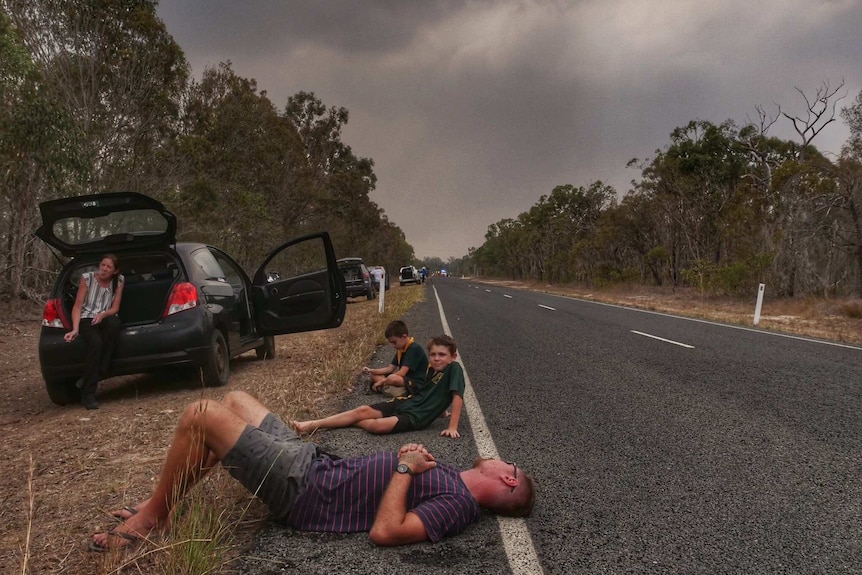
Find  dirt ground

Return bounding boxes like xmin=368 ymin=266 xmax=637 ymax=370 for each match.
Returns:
xmin=0 ymin=281 xmax=859 ymax=574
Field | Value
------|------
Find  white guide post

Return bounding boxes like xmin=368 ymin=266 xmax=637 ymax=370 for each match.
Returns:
xmin=378 ymin=270 xmax=385 ymax=313
xmin=753 ymin=283 xmax=765 ymax=325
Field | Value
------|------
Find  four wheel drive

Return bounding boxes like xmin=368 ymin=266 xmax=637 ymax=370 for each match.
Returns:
xmin=337 ymin=257 xmax=376 ymax=300
xmin=35 ymin=192 xmax=346 ymax=405
xmin=399 ymin=265 xmax=420 ymax=286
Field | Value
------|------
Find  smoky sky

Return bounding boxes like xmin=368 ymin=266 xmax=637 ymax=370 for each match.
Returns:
xmin=156 ymin=0 xmax=861 ymax=259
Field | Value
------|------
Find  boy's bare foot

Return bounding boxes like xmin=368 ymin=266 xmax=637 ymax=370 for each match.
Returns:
xmin=291 ymin=420 xmax=317 ymax=434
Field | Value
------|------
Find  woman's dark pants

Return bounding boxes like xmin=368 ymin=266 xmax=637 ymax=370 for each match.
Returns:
xmin=78 ymin=315 xmax=121 ymax=396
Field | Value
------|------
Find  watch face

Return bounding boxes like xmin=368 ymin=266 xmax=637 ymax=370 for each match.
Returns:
xmin=397 ymin=463 xmax=411 ymax=474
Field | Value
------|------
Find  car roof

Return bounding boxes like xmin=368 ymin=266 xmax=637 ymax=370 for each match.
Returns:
xmin=35 ymin=192 xmax=177 ymax=257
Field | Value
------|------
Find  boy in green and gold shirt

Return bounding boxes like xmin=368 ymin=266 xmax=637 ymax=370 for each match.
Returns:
xmin=365 ymin=320 xmax=428 ymax=397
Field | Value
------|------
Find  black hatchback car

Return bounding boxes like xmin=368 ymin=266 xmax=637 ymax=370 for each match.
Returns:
xmin=35 ymin=192 xmax=346 ymax=405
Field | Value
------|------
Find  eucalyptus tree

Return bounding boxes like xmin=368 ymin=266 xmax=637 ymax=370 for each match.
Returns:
xmin=173 ymin=62 xmax=305 ymax=267
xmin=816 ymin=90 xmax=862 ymax=297
xmin=3 ymin=0 xmax=188 ymax=195
xmin=480 ymin=218 xmax=526 ymax=279
xmin=282 ymin=91 xmax=395 ymax=260
xmin=0 ymin=10 xmax=85 ymax=298
xmin=594 ymin=193 xmax=668 ymax=285
xmin=517 ymin=182 xmax=616 ymax=283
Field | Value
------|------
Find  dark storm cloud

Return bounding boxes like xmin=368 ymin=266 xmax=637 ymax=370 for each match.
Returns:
xmin=157 ymin=0 xmax=861 ymax=259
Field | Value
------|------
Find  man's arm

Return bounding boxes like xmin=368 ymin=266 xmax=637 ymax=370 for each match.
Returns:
xmin=368 ymin=445 xmax=435 ymax=546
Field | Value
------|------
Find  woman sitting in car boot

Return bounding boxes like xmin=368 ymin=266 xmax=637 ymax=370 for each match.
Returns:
xmin=64 ymin=254 xmax=124 ymax=410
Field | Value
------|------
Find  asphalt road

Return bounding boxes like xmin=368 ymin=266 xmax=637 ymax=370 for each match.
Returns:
xmin=240 ymin=278 xmax=861 ymax=574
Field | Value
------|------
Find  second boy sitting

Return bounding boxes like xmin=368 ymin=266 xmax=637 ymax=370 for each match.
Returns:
xmin=293 ymin=335 xmax=465 ymax=438
xmin=366 ymin=320 xmax=428 ymax=397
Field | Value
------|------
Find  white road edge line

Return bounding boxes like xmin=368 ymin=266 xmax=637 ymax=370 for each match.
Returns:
xmin=433 ymin=286 xmax=544 ymax=575
xmin=631 ymin=330 xmax=695 ymax=349
xmin=538 ymin=304 xmax=556 ymax=311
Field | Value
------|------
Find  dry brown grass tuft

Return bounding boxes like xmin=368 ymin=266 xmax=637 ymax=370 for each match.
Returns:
xmin=840 ymin=300 xmax=862 ymax=319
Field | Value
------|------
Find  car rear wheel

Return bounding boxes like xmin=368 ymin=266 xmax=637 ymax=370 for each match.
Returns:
xmin=201 ymin=330 xmax=229 ymax=387
xmin=45 ymin=377 xmax=79 ymax=405
xmin=255 ymin=335 xmax=276 ymax=360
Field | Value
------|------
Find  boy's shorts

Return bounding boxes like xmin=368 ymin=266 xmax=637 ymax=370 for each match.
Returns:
xmin=372 ymin=399 xmax=418 ymax=433
xmin=222 ymin=413 xmax=318 ymax=522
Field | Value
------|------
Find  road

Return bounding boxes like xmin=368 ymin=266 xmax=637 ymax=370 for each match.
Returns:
xmin=241 ymin=278 xmax=862 ymax=574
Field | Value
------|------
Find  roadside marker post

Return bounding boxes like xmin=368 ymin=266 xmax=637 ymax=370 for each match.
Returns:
xmin=753 ymin=283 xmax=765 ymax=325
xmin=378 ymin=270 xmax=385 ymax=313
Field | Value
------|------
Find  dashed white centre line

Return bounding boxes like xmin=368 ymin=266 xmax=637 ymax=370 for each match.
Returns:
xmin=631 ymin=330 xmax=695 ymax=348
xmin=538 ymin=304 xmax=556 ymax=311
xmin=504 ymin=294 xmax=513 ymax=299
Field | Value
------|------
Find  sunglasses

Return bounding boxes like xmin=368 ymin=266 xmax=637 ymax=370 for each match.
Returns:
xmin=507 ymin=461 xmax=518 ymax=493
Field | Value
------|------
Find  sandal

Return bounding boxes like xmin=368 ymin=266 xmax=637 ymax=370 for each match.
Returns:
xmin=109 ymin=505 xmax=139 ymax=522
xmin=88 ymin=527 xmax=141 ymax=552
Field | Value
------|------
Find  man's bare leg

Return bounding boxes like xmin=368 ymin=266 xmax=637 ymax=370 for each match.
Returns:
xmin=93 ymin=392 xmax=268 ymax=549
xmin=292 ymin=405 xmax=384 ymax=433
xmin=106 ymin=391 xmax=274 ymax=521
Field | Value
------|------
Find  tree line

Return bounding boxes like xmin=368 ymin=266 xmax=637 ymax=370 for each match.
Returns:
xmin=4 ymin=1 xmax=861 ymax=302
xmin=463 ymin=84 xmax=862 ymax=298
xmin=0 ymin=0 xmax=414 ymax=302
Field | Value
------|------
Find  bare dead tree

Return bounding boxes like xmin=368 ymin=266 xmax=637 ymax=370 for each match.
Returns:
xmin=782 ymin=80 xmax=847 ymax=161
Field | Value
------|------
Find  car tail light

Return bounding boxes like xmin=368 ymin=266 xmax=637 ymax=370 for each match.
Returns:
xmin=164 ymin=282 xmax=199 ymax=317
xmin=42 ymin=298 xmax=69 ymax=328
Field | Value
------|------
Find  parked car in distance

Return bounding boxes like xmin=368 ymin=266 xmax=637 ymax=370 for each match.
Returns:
xmin=369 ymin=265 xmax=390 ymax=290
xmin=399 ymin=265 xmax=420 ymax=286
xmin=337 ymin=257 xmax=376 ymax=300
xmin=35 ymin=192 xmax=346 ymax=405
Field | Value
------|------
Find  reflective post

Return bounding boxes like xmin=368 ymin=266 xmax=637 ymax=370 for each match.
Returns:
xmin=753 ymin=283 xmax=765 ymax=325
xmin=378 ymin=269 xmax=385 ymax=313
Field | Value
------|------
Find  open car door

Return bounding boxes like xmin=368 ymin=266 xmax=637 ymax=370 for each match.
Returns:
xmin=251 ymin=232 xmax=346 ymax=336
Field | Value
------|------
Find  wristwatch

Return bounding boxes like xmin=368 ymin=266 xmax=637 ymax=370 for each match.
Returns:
xmin=396 ymin=463 xmax=414 ymax=475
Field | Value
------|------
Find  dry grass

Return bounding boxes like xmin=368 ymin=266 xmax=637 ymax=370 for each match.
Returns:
xmin=1 ymin=286 xmax=424 ymax=575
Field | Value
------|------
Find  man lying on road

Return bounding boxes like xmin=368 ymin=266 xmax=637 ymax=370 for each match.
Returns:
xmin=90 ymin=391 xmax=535 ymax=550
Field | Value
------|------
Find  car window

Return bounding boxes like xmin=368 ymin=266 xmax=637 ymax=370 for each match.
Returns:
xmin=266 ymin=236 xmax=330 ymax=280
xmin=49 ymin=208 xmax=169 ymax=247
xmin=192 ymin=249 xmax=226 ymax=282
xmin=209 ymin=249 xmax=245 ymax=288
xmin=340 ymin=264 xmax=361 ymax=281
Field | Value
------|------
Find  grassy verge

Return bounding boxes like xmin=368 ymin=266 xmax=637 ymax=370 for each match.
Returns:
xmin=25 ymin=287 xmax=425 ymax=575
